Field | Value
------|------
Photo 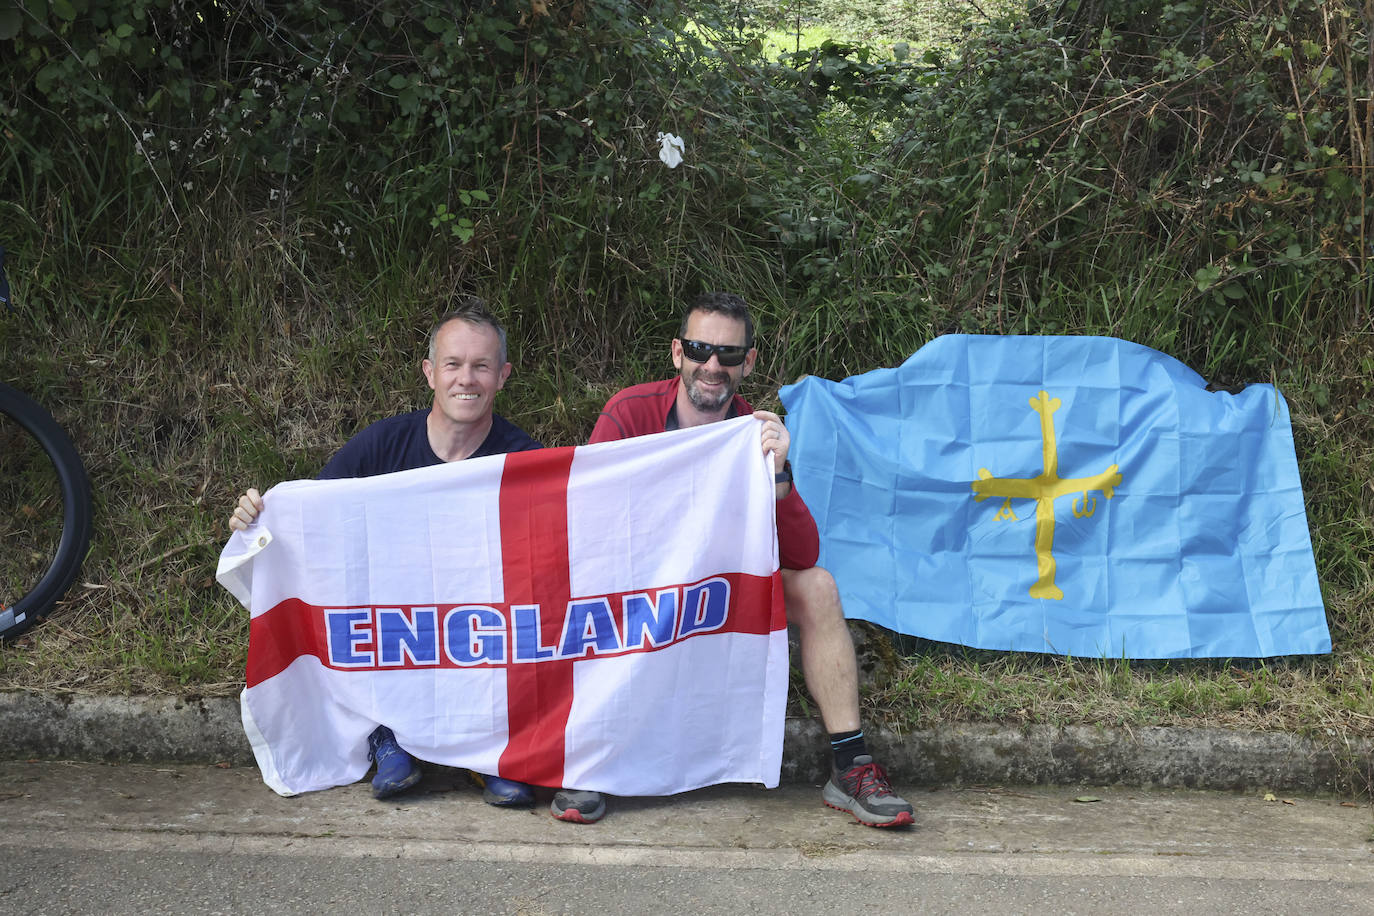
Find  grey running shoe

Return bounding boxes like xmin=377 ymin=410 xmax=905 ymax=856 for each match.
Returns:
xmin=821 ymin=754 xmax=915 ymax=827
xmin=550 ymin=789 xmax=606 ymax=823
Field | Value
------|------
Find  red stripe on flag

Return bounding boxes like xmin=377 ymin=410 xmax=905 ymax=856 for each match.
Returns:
xmin=246 ymin=598 xmax=326 ymax=687
xmin=497 ymin=447 xmax=577 ymax=787
xmin=241 ymin=572 xmax=780 ymax=687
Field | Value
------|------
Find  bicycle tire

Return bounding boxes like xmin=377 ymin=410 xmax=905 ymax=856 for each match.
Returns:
xmin=0 ymin=382 xmax=93 ymax=641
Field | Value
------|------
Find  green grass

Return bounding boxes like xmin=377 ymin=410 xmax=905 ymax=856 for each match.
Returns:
xmin=1 ymin=0 xmax=1371 ymax=794
xmin=761 ymin=24 xmax=846 ymax=59
xmin=856 ymin=632 xmax=1374 ymax=738
xmin=0 ymin=415 xmax=64 ymax=612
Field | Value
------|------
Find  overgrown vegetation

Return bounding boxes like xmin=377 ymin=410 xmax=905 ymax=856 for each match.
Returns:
xmin=1 ymin=0 xmax=1371 ymax=775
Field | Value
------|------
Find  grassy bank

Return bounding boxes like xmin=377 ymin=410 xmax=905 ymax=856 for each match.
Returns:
xmin=1 ymin=0 xmax=1371 ymax=788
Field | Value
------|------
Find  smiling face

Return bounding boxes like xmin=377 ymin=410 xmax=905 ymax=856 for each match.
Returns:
xmin=672 ymin=309 xmax=757 ymax=416
xmin=422 ymin=318 xmax=511 ymax=429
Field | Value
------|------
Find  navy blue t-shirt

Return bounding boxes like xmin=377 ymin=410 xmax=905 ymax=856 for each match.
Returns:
xmin=317 ymin=409 xmax=541 ymax=479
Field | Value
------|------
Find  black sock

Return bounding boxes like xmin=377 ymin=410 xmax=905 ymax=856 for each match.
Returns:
xmin=830 ymin=729 xmax=867 ymax=770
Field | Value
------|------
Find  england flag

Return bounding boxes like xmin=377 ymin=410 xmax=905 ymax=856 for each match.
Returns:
xmin=218 ymin=417 xmax=787 ymax=797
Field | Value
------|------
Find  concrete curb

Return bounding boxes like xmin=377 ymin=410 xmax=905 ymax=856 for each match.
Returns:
xmin=0 ymin=692 xmax=249 ymax=765
xmin=786 ymin=720 xmax=1373 ymax=795
xmin=3 ymin=691 xmax=1370 ymax=795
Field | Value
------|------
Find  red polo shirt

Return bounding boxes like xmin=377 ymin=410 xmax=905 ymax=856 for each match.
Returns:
xmin=589 ymin=378 xmax=821 ymax=571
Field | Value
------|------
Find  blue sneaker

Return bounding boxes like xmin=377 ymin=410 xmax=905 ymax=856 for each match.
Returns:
xmin=367 ymin=725 xmax=421 ymax=799
xmin=472 ymin=772 xmax=536 ymax=807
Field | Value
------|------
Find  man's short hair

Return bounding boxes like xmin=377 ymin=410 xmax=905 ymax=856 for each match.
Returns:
xmin=680 ymin=291 xmax=755 ymax=348
xmin=429 ymin=296 xmax=509 ymax=364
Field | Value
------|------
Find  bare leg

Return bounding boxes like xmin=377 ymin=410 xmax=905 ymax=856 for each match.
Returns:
xmin=780 ymin=566 xmax=860 ymax=733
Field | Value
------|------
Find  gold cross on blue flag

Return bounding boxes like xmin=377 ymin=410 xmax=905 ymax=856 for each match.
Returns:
xmin=779 ymin=335 xmax=1329 ymax=659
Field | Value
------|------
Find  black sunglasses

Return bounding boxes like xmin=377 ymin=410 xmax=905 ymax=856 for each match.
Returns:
xmin=680 ymin=339 xmax=750 ymax=367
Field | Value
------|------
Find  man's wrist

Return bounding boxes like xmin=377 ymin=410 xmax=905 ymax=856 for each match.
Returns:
xmin=774 ymin=460 xmax=792 ymax=486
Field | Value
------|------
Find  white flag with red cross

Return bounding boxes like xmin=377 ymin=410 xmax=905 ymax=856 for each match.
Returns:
xmin=217 ymin=417 xmax=787 ymax=797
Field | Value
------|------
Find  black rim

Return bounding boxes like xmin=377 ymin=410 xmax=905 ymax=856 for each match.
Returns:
xmin=0 ymin=382 xmax=93 ymax=641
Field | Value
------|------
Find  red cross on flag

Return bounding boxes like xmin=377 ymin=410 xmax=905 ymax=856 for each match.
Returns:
xmin=217 ymin=417 xmax=787 ymax=797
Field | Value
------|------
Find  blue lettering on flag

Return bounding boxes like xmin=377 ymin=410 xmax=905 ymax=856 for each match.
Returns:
xmin=623 ymin=589 xmax=679 ymax=648
xmin=561 ymin=598 xmax=622 ymax=657
xmin=315 ymin=574 xmax=747 ymax=672
xmin=376 ymin=607 xmax=439 ymax=666
xmin=512 ymin=604 xmax=555 ymax=662
xmin=325 ymin=608 xmax=374 ymax=666
xmin=678 ymin=578 xmax=730 ymax=638
xmin=443 ymin=605 xmax=507 ymax=665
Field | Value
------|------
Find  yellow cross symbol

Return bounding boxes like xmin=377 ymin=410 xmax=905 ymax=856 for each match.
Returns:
xmin=970 ymin=391 xmax=1123 ymax=600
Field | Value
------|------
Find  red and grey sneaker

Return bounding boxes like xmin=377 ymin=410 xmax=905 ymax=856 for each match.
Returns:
xmin=822 ymin=755 xmax=915 ymax=827
xmin=550 ymin=789 xmax=606 ymax=823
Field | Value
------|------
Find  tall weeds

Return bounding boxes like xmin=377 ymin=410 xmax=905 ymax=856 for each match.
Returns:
xmin=0 ymin=0 xmax=1370 ymax=742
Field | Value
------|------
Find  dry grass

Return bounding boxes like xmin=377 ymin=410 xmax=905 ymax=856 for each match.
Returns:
xmin=2 ymin=212 xmax=1372 ymax=748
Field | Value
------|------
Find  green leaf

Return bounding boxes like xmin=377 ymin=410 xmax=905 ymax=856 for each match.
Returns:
xmin=1194 ymin=265 xmax=1222 ymax=291
xmin=115 ymin=22 xmax=134 ymax=38
xmin=51 ymin=0 xmax=76 ymax=20
xmin=0 ymin=7 xmax=22 ymax=39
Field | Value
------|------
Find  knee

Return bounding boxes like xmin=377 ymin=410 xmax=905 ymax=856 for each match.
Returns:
xmin=782 ymin=566 xmax=843 ymax=626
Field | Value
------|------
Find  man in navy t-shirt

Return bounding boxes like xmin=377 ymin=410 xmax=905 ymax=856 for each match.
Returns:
xmin=229 ymin=299 xmax=540 ymax=806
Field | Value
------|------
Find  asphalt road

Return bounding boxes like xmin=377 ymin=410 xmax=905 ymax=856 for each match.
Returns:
xmin=1 ymin=760 xmax=1371 ymax=914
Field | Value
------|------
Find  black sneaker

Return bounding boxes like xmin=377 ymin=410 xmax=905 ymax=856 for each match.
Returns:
xmin=821 ymin=755 xmax=914 ymax=827
xmin=550 ymin=789 xmax=606 ymax=823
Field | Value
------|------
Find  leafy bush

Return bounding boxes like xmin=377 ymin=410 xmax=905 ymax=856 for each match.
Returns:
xmin=709 ymin=0 xmax=1371 ymax=388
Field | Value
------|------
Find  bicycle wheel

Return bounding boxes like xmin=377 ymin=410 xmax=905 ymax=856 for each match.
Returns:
xmin=0 ymin=382 xmax=93 ymax=641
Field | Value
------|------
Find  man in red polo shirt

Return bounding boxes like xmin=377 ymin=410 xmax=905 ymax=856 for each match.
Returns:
xmin=586 ymin=291 xmax=915 ymax=828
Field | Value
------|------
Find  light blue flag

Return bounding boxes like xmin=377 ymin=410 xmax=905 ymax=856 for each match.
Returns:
xmin=778 ymin=335 xmax=1330 ymax=659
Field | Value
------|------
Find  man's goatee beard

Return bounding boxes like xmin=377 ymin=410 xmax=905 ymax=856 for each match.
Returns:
xmin=686 ymin=373 xmax=733 ymax=412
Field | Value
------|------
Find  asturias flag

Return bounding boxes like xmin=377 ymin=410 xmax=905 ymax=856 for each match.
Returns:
xmin=217 ymin=417 xmax=787 ymax=796
xmin=778 ymin=335 xmax=1329 ymax=659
